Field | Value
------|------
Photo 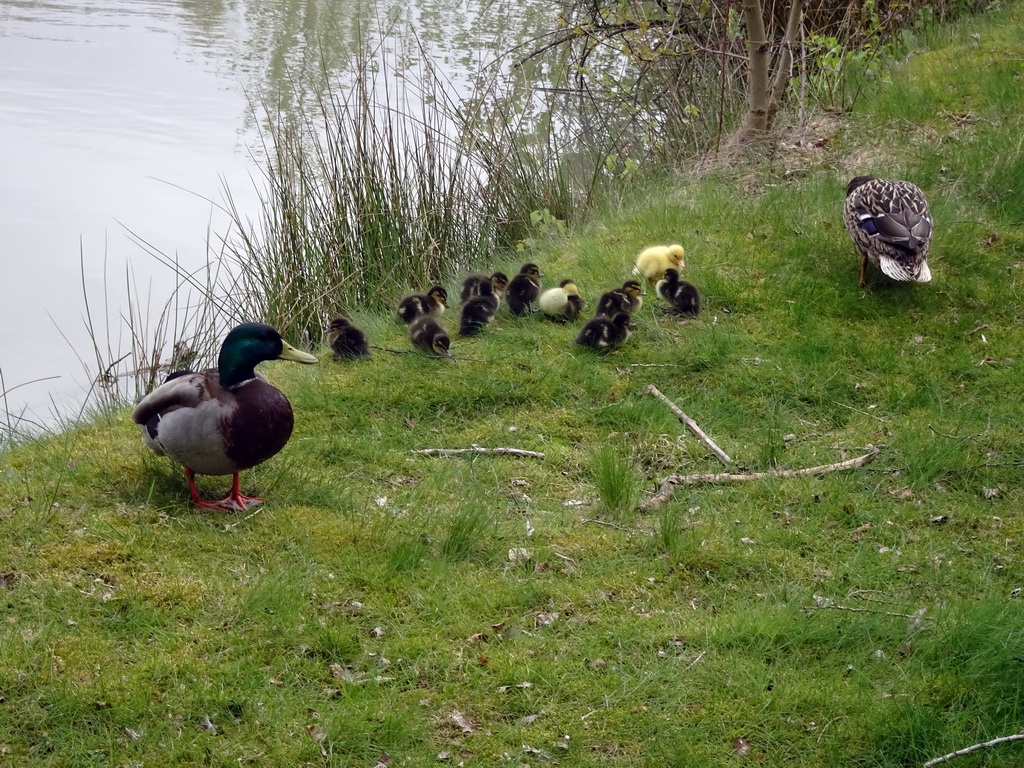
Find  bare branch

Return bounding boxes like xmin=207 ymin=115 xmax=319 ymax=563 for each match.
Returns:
xmin=923 ymin=734 xmax=1024 ymax=768
xmin=645 ymin=385 xmax=733 ymax=465
xmin=412 ymin=445 xmax=546 ymax=459
xmin=639 ymin=448 xmax=880 ymax=511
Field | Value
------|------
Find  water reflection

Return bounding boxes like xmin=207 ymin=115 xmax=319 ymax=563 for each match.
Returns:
xmin=0 ymin=0 xmax=549 ymax=434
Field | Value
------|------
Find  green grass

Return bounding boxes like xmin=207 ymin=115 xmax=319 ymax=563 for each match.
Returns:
xmin=4 ymin=5 xmax=1024 ymax=766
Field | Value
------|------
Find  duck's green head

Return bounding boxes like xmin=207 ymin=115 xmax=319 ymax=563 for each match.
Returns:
xmin=219 ymin=322 xmax=318 ymax=387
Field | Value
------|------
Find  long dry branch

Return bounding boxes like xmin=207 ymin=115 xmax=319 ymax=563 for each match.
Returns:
xmin=412 ymin=445 xmax=546 ymax=459
xmin=923 ymin=733 xmax=1024 ymax=767
xmin=639 ymin=448 xmax=880 ymax=511
xmin=645 ymin=385 xmax=733 ymax=465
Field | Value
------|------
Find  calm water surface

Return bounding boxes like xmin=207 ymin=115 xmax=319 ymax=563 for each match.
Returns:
xmin=0 ymin=0 xmax=543 ymax=431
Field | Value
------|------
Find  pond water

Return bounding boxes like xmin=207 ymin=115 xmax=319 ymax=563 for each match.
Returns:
xmin=0 ymin=0 xmax=547 ymax=434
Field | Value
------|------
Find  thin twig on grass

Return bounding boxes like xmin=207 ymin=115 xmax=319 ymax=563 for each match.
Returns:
xmin=964 ymin=324 xmax=989 ymax=336
xmin=922 ymin=733 xmax=1024 ymax=768
xmin=639 ymin=448 xmax=880 ymax=511
xmin=581 ymin=518 xmax=649 ymax=535
xmin=645 ymin=385 xmax=732 ymax=465
xmin=805 ymin=594 xmax=928 ymax=620
xmin=412 ymin=445 xmax=545 ymax=458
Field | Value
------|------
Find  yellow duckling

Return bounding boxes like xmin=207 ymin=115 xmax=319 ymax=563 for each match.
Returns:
xmin=539 ymin=279 xmax=585 ymax=322
xmin=634 ymin=244 xmax=685 ymax=286
xmin=397 ymin=285 xmax=448 ymax=324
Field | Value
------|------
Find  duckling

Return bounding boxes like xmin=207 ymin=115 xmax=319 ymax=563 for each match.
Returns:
xmin=505 ymin=263 xmax=544 ymax=316
xmin=655 ymin=269 xmax=701 ymax=316
xmin=459 ymin=279 xmax=500 ymax=337
xmin=574 ymin=311 xmax=635 ymax=352
xmin=843 ymin=176 xmax=933 ymax=287
xmin=397 ymin=285 xmax=448 ymax=324
xmin=460 ymin=272 xmax=510 ymax=304
xmin=459 ymin=274 xmax=489 ymax=303
xmin=410 ymin=315 xmax=453 ymax=357
xmin=634 ymin=243 xmax=686 ymax=286
xmin=325 ymin=317 xmax=371 ymax=359
xmin=595 ymin=280 xmax=645 ymax=317
xmin=489 ymin=271 xmax=510 ymax=302
xmin=131 ymin=322 xmax=318 ymax=511
xmin=539 ymin=279 xmax=585 ymax=322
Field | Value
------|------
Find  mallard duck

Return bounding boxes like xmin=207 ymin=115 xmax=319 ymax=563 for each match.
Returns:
xmin=410 ymin=315 xmax=453 ymax=357
xmin=596 ymin=280 xmax=645 ymax=316
xmin=843 ymin=176 xmax=933 ymax=287
xmin=505 ymin=263 xmax=543 ymax=316
xmin=655 ymin=269 xmax=701 ymax=315
xmin=539 ymin=279 xmax=585 ymax=322
xmin=459 ymin=279 xmax=499 ymax=337
xmin=634 ymin=244 xmax=685 ymax=286
xmin=574 ymin=311 xmax=635 ymax=352
xmin=326 ymin=317 xmax=371 ymax=360
xmin=131 ymin=322 xmax=318 ymax=512
xmin=397 ymin=285 xmax=448 ymax=324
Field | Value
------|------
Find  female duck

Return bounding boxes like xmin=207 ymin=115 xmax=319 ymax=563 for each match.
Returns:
xmin=843 ymin=176 xmax=933 ymax=287
xmin=131 ymin=322 xmax=318 ymax=512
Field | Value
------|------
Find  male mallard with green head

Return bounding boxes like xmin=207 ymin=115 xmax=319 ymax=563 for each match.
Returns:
xmin=131 ymin=322 xmax=318 ymax=512
xmin=843 ymin=176 xmax=933 ymax=287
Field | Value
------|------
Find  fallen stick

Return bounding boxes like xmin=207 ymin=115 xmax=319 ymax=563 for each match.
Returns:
xmin=923 ymin=733 xmax=1024 ymax=768
xmin=639 ymin=448 xmax=880 ymax=512
xmin=412 ymin=445 xmax=545 ymax=459
xmin=645 ymin=385 xmax=733 ymax=465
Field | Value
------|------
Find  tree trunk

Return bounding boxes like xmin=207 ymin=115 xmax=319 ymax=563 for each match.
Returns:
xmin=738 ymin=0 xmax=770 ymax=137
xmin=730 ymin=0 xmax=803 ymax=147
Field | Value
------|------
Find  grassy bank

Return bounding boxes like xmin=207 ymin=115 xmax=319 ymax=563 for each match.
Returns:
xmin=2 ymin=5 xmax=1024 ymax=766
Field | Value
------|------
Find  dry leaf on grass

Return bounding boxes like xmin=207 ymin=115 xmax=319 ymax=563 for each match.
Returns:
xmin=451 ymin=711 xmax=477 ymax=733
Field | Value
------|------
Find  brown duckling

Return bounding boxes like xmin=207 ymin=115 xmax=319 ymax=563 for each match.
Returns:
xmin=410 ymin=315 xmax=452 ymax=357
xmin=655 ymin=269 xmax=701 ymax=316
xmin=574 ymin=311 xmax=635 ymax=352
xmin=595 ymin=280 xmax=645 ymax=317
xmin=397 ymin=285 xmax=448 ymax=324
xmin=539 ymin=279 xmax=585 ymax=322
xmin=505 ymin=263 xmax=543 ymax=316
xmin=459 ymin=279 xmax=500 ymax=337
xmin=326 ymin=317 xmax=371 ymax=359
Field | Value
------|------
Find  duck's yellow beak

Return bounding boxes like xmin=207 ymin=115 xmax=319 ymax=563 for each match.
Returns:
xmin=279 ymin=341 xmax=319 ymax=364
